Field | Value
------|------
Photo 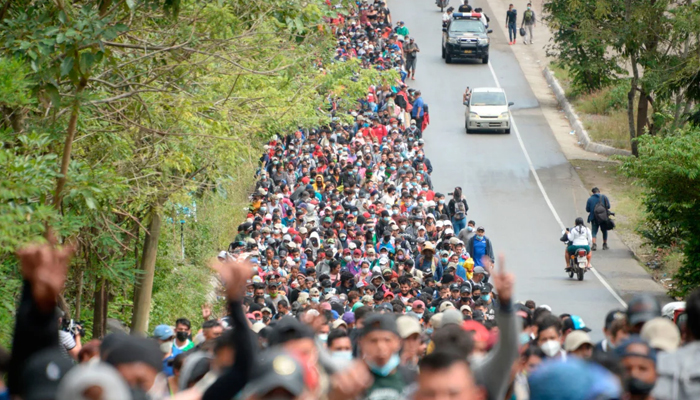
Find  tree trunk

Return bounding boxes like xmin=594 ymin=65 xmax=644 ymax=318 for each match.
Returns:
xmin=637 ymin=88 xmax=649 ymax=139
xmin=53 ymin=78 xmax=86 ymax=210
xmin=131 ymin=207 xmax=163 ymax=334
xmin=93 ymin=277 xmax=107 ymax=338
xmin=75 ymin=269 xmax=84 ymax=319
xmin=628 ymin=53 xmax=640 ymax=156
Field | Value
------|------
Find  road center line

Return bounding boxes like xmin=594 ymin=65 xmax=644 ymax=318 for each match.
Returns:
xmin=486 ymin=60 xmax=628 ymax=309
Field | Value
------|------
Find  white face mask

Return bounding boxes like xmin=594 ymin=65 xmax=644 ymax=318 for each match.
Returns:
xmin=400 ymin=225 xmax=407 ymax=230
xmin=344 ymin=255 xmax=352 ymax=261
xmin=540 ymin=340 xmax=562 ymax=357
xmin=160 ymin=342 xmax=172 ymax=354
xmin=353 ymin=257 xmax=362 ymax=263
xmin=362 ymin=267 xmax=370 ymax=274
xmin=331 ymin=350 xmax=353 ymax=361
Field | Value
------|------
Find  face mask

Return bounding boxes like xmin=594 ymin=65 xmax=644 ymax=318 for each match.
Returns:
xmin=331 ymin=350 xmax=353 ymax=361
xmin=481 ymin=294 xmax=490 ymax=302
xmin=472 ymin=294 xmax=480 ymax=300
xmin=540 ymin=340 xmax=562 ymax=357
xmin=160 ymin=342 xmax=172 ymax=354
xmin=311 ymin=296 xmax=320 ymax=303
xmin=362 ymin=267 xmax=370 ymax=274
xmin=367 ymin=353 xmax=400 ymax=376
xmin=317 ymin=333 xmax=328 ymax=343
xmin=439 ymin=199 xmax=445 ymax=204
xmin=425 ymin=328 xmax=433 ymax=335
xmin=476 ymin=235 xmax=484 ymax=240
xmin=344 ymin=255 xmax=352 ymax=262
xmin=414 ymin=221 xmax=421 ymax=227
xmin=368 ymin=256 xmax=376 ymax=262
xmin=461 ymin=297 xmax=471 ymax=303
xmin=519 ymin=332 xmax=532 ymax=346
xmin=400 ymin=225 xmax=407 ymax=230
xmin=246 ymin=291 xmax=253 ymax=297
xmin=441 ymin=258 xmax=448 ymax=263
xmin=269 ymin=291 xmax=278 ymax=298
xmin=467 ymin=226 xmax=474 ymax=232
xmin=626 ymin=377 xmax=655 ymax=396
xmin=353 ymin=257 xmax=362 ymax=263
xmin=176 ymin=331 xmax=189 ymax=342
xmin=415 ymin=312 xmax=423 ymax=319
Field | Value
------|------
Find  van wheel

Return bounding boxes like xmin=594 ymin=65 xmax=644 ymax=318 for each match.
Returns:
xmin=505 ymin=128 xmax=511 ymax=134
xmin=446 ymin=53 xmax=452 ymax=64
xmin=482 ymin=55 xmax=489 ymax=64
xmin=442 ymin=46 xmax=445 ymax=59
xmin=466 ymin=121 xmax=472 ymax=134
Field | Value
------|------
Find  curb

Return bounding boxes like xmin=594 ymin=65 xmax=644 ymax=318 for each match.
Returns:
xmin=543 ymin=67 xmax=632 ymax=157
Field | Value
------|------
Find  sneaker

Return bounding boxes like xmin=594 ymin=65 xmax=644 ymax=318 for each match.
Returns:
xmin=603 ymin=243 xmax=609 ymax=250
xmin=591 ymin=243 xmax=597 ymax=251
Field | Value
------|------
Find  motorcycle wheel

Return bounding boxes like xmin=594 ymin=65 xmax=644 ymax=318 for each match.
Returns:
xmin=577 ymin=267 xmax=584 ymax=281
xmin=568 ymin=268 xmax=574 ymax=278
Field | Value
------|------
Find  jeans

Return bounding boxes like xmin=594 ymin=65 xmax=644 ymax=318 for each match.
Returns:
xmin=452 ymin=218 xmax=467 ymax=234
xmin=591 ymin=220 xmax=608 ymax=241
xmin=508 ymin=23 xmax=517 ymax=42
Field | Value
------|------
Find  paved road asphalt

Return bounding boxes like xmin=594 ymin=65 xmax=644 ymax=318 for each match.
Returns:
xmin=389 ymin=0 xmax=667 ymax=338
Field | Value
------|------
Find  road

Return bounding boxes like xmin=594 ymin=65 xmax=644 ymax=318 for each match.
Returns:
xmin=390 ymin=0 xmax=667 ymax=338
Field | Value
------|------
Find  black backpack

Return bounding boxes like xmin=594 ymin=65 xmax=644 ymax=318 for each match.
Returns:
xmin=593 ymin=195 xmax=609 ymax=223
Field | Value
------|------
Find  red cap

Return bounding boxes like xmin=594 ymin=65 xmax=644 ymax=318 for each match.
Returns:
xmin=462 ymin=321 xmax=489 ymax=343
xmin=363 ymin=212 xmax=371 ymax=219
xmin=384 ymin=291 xmax=395 ymax=298
xmin=343 ymin=248 xmax=351 ymax=254
xmin=353 ymin=249 xmax=362 ymax=256
xmin=301 ymin=176 xmax=310 ymax=184
xmin=306 ymin=261 xmax=314 ymax=267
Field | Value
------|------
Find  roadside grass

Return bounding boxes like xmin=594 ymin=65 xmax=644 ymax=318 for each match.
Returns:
xmin=549 ymin=63 xmax=634 ymax=151
xmin=581 ymin=112 xmax=631 ymax=150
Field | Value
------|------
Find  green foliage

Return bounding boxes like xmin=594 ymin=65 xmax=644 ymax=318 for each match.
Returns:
xmin=575 ymin=79 xmax=630 ymax=115
xmin=621 ymin=127 xmax=700 ymax=296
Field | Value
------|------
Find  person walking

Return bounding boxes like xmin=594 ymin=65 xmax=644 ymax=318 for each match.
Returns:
xmin=506 ymin=4 xmax=517 ymax=45
xmin=585 ymin=187 xmax=611 ymax=250
xmin=520 ymin=3 xmax=536 ymax=45
xmin=411 ymin=89 xmax=425 ymax=133
xmin=403 ymin=37 xmax=420 ymax=80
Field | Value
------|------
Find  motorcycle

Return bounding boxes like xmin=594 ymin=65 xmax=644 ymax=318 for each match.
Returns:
xmin=436 ymin=0 xmax=448 ymax=12
xmin=567 ymin=248 xmax=588 ymax=281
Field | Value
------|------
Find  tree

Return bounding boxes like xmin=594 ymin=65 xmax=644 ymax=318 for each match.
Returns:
xmin=621 ymin=127 xmax=700 ymax=296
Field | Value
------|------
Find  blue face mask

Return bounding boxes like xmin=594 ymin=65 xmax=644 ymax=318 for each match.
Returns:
xmin=441 ymin=258 xmax=448 ymax=263
xmin=415 ymin=312 xmax=424 ymax=319
xmin=368 ymin=353 xmax=400 ymax=376
xmin=481 ymin=294 xmax=490 ymax=302
xmin=519 ymin=332 xmax=532 ymax=346
xmin=425 ymin=327 xmax=434 ymax=335
xmin=476 ymin=235 xmax=484 ymax=240
xmin=467 ymin=226 xmax=474 ymax=232
xmin=331 ymin=350 xmax=353 ymax=361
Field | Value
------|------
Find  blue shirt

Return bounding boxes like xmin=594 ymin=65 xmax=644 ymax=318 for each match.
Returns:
xmin=473 ymin=238 xmax=487 ymax=266
xmin=412 ymin=96 xmax=425 ymax=118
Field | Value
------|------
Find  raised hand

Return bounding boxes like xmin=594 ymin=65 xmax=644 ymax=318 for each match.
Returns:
xmin=211 ymin=258 xmax=253 ymax=302
xmin=16 ymin=231 xmax=75 ymax=313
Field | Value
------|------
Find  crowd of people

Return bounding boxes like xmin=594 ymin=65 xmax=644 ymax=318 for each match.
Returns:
xmin=2 ymin=1 xmax=700 ymax=400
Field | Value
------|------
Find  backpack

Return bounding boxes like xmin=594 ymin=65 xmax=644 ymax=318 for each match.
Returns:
xmin=593 ymin=195 xmax=609 ymax=223
xmin=524 ymin=10 xmax=534 ymax=23
xmin=455 ymin=202 xmax=466 ymax=220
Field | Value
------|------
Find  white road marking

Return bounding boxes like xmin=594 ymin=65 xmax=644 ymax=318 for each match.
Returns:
xmin=486 ymin=61 xmax=628 ymax=309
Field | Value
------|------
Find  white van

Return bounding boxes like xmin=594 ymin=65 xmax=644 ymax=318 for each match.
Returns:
xmin=464 ymin=87 xmax=514 ymax=133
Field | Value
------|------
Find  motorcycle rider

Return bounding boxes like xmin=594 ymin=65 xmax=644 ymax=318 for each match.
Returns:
xmin=564 ymin=217 xmax=593 ymax=271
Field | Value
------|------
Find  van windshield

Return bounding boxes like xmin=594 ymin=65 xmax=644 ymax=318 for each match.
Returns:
xmin=470 ymin=92 xmax=506 ymax=106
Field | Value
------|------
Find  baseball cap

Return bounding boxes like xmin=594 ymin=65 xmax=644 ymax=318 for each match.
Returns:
xmin=563 ymin=315 xmax=592 ymax=333
xmin=56 ymin=362 xmax=131 ymax=400
xmin=412 ymin=300 xmax=425 ymax=310
xmin=243 ymin=349 xmax=308 ymax=397
xmin=460 ymin=305 xmax=472 ymax=313
xmin=564 ymin=330 xmax=594 ymax=352
xmin=528 ymin=358 xmax=622 ymax=400
xmin=604 ymin=309 xmax=627 ymax=330
xmin=20 ymin=347 xmax=75 ymax=400
xmin=627 ymin=294 xmax=661 ymax=327
xmin=640 ymin=317 xmax=681 ymax=352
xmin=153 ymin=324 xmax=174 ymax=340
xmin=615 ymin=336 xmax=657 ymax=363
xmin=439 ymin=301 xmax=455 ymax=312
xmin=252 ymin=322 xmax=267 ymax=333
xmin=396 ymin=315 xmax=422 ymax=339
xmin=332 ymin=319 xmax=348 ymax=329
xmin=268 ymin=316 xmax=315 ymax=346
xmin=377 ymin=302 xmax=394 ymax=313
xmin=361 ymin=313 xmax=400 ymax=337
xmin=449 ymin=283 xmax=460 ymax=291
xmin=473 ymin=266 xmax=487 ymax=275
xmin=460 ymin=286 xmax=471 ymax=294
xmin=441 ymin=309 xmax=463 ymax=327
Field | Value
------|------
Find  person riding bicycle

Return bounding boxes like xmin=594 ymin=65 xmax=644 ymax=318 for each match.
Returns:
xmin=564 ymin=217 xmax=592 ymax=270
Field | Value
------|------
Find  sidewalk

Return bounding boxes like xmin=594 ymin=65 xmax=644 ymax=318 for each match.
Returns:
xmin=487 ymin=0 xmax=607 ymax=162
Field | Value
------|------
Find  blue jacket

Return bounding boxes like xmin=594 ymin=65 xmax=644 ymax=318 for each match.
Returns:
xmin=585 ymin=193 xmax=610 ymax=223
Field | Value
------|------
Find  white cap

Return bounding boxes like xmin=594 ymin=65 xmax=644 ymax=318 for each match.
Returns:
xmin=251 ymin=322 xmax=267 ymax=333
xmin=397 ymin=315 xmax=422 ymax=339
xmin=218 ymin=251 xmax=228 ymax=259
